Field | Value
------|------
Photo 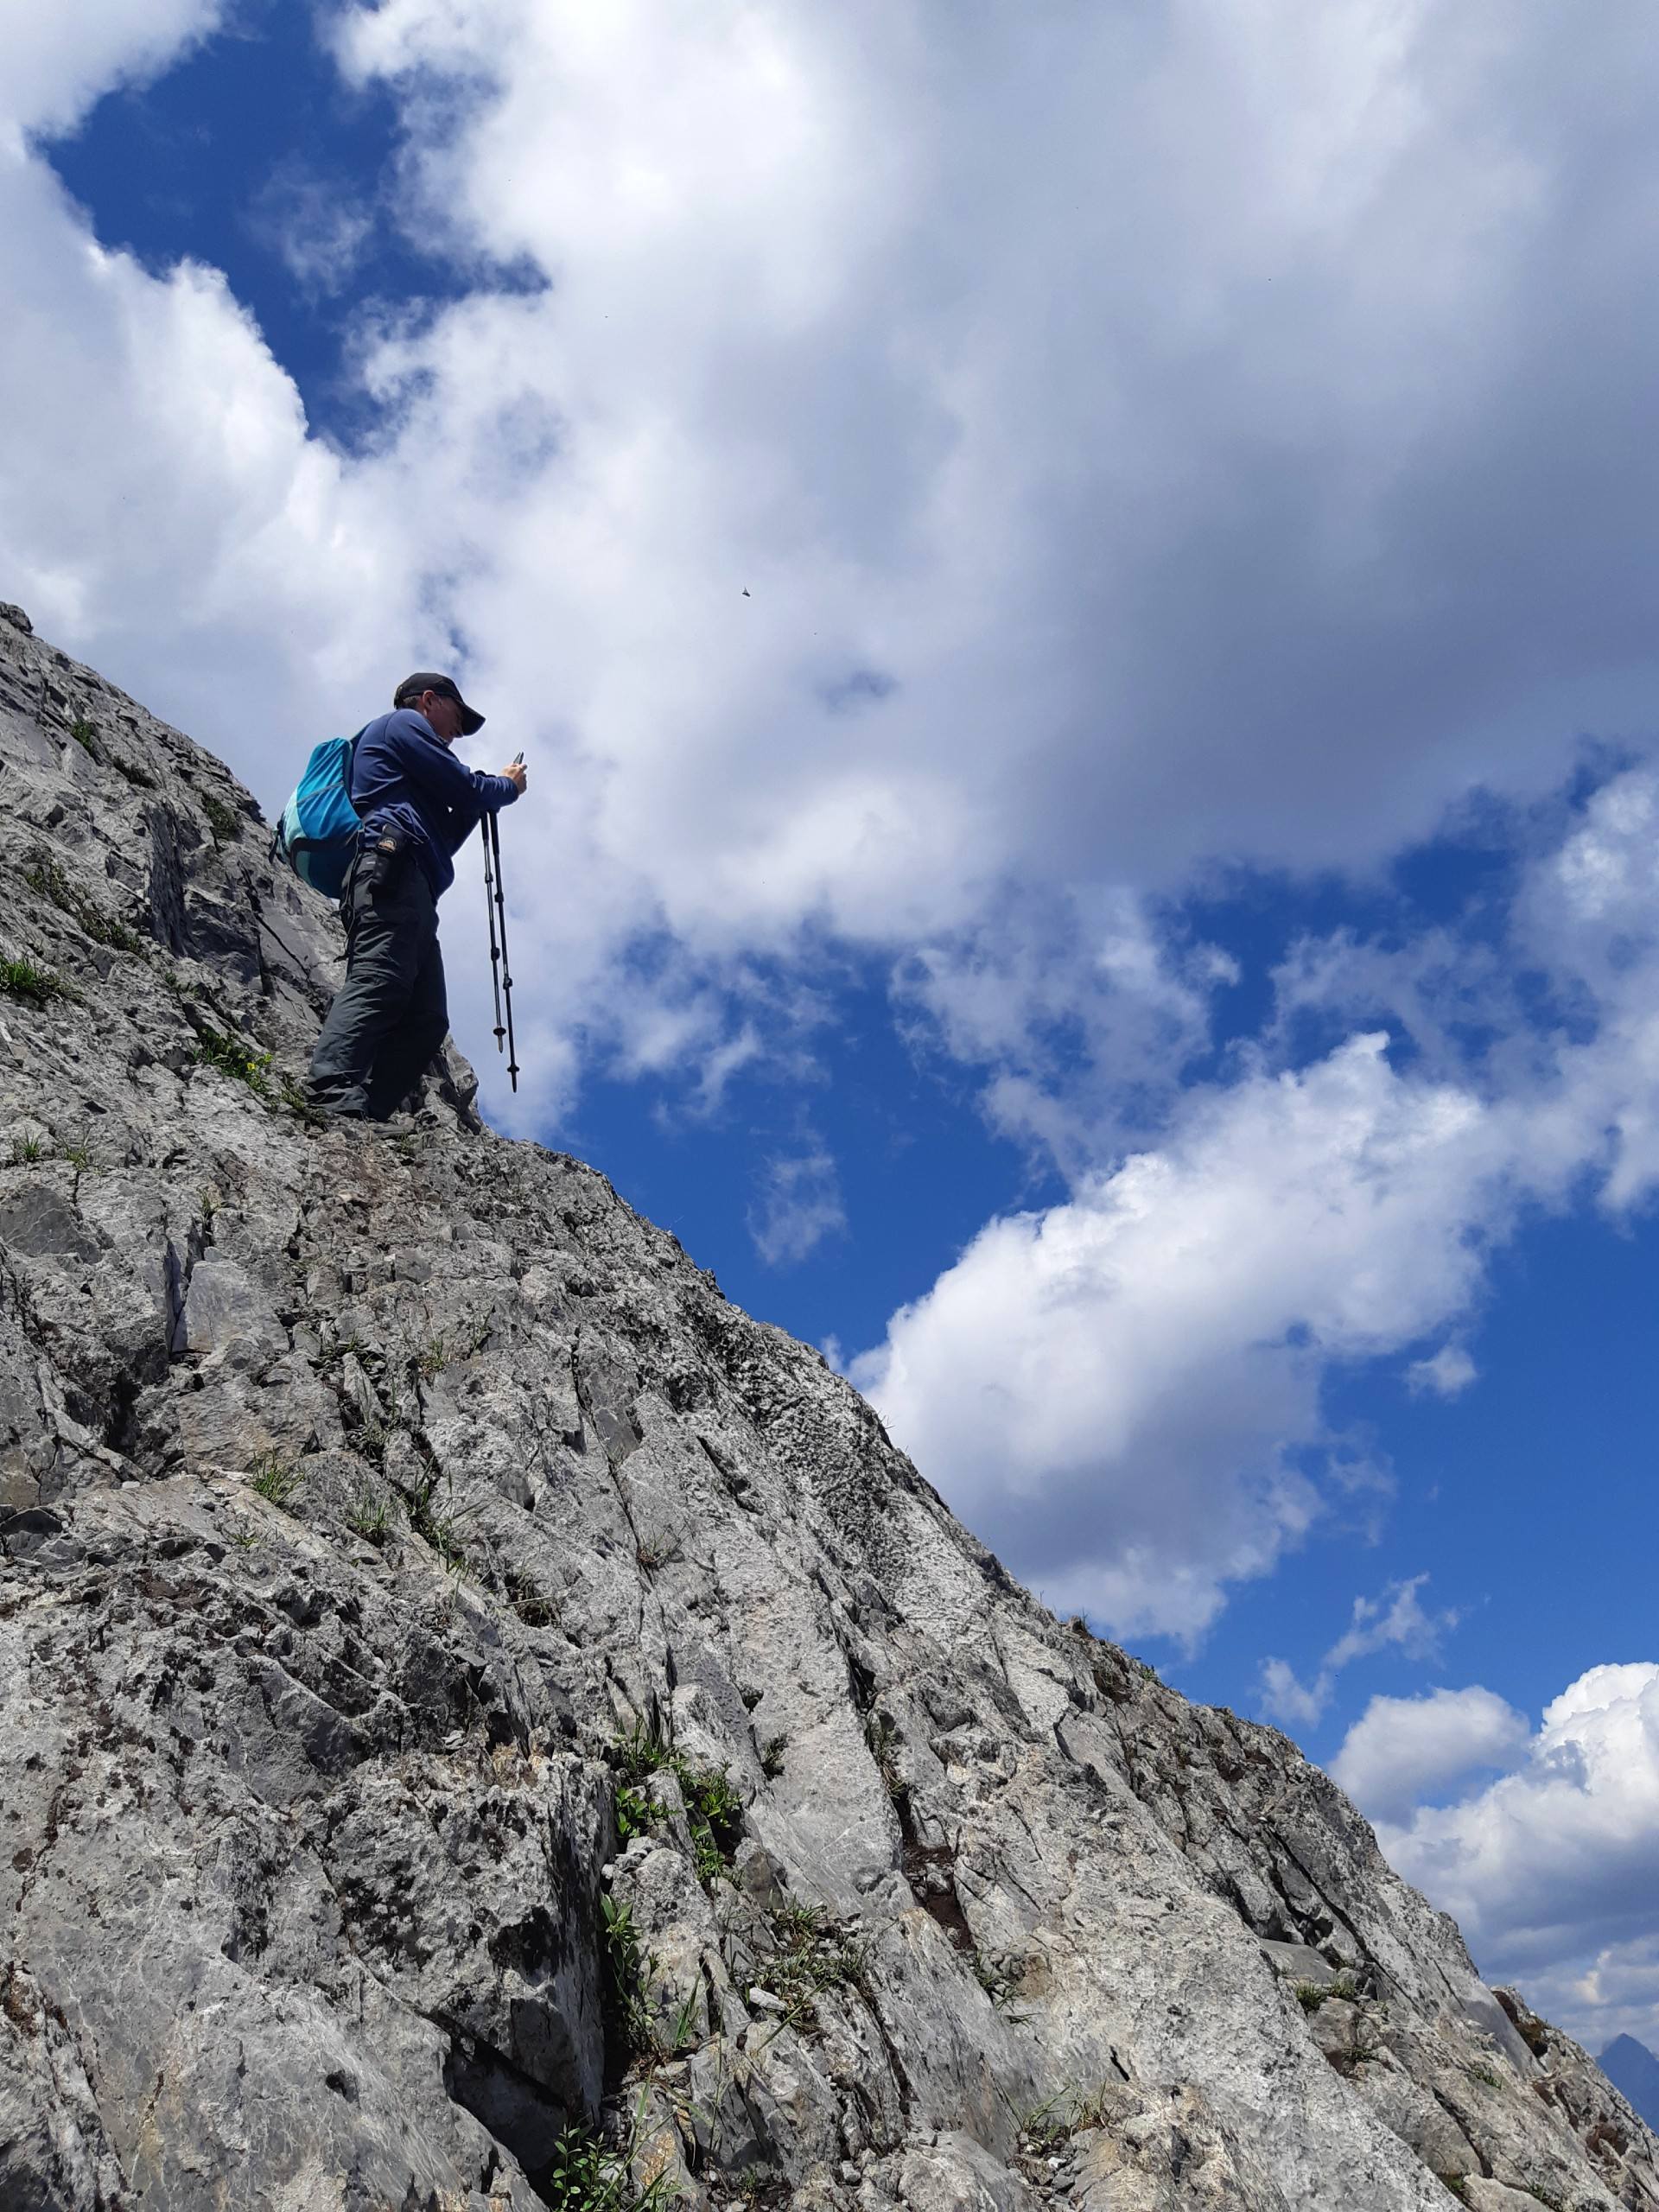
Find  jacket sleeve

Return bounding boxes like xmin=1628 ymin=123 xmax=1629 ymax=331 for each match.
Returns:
xmin=441 ymin=794 xmax=486 ymax=856
xmin=385 ymin=711 xmax=520 ymax=817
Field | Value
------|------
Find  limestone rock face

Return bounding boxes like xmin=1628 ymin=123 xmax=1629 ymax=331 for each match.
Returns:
xmin=0 ymin=598 xmax=1653 ymax=2209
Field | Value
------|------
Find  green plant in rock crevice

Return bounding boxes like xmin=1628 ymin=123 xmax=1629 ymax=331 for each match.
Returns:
xmin=200 ymin=791 xmax=243 ymax=843
xmin=250 ymin=1454 xmax=303 ymax=1508
xmin=972 ymin=1950 xmax=1017 ymax=2006
xmin=728 ymin=2171 xmax=789 ymax=2211
xmin=278 ymin=1072 xmax=325 ymax=1126
xmin=865 ymin=1711 xmax=910 ymax=1817
xmin=613 ymin=1783 xmax=654 ymax=1848
xmin=601 ymin=1895 xmax=657 ymax=2068
xmin=598 ymin=1893 xmax=704 ymax=2082
xmin=169 ymin=982 xmax=315 ymax=1123
xmin=541 ymin=2086 xmax=685 ymax=2210
xmin=346 ymin=1491 xmax=391 ymax=1543
xmin=1016 ymin=2089 xmax=1072 ymax=2158
xmin=609 ymin=1721 xmax=743 ymax=1886
xmin=683 ymin=1770 xmax=742 ymax=1885
xmin=0 ymin=957 xmax=73 ymax=1011
xmin=193 ymin=1020 xmax=273 ymax=1096
xmin=754 ymin=1900 xmax=866 ymax=2034
xmin=404 ymin=1467 xmax=473 ymax=1575
xmin=1295 ymin=1974 xmax=1358 ymax=2012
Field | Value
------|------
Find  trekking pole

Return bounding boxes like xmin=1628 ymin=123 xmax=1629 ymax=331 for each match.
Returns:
xmin=481 ymin=805 xmax=505 ymax=1052
xmin=486 ymin=798 xmax=520 ymax=1091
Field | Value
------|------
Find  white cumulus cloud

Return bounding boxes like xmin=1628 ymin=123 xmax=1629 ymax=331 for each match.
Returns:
xmin=1332 ymin=1685 xmax=1530 ymax=1825
xmin=3 ymin=0 xmax=225 ymax=140
xmin=1373 ymin=1664 xmax=1659 ymax=2047
xmin=852 ymin=1037 xmax=1521 ymax=1639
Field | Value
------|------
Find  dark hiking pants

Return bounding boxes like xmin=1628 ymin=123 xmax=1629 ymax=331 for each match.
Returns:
xmin=308 ymin=852 xmax=448 ymax=1121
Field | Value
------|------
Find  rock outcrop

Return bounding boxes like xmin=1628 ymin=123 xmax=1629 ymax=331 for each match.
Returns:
xmin=0 ymin=598 xmax=1654 ymax=2210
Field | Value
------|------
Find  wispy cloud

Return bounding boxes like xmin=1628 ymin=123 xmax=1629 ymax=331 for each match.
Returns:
xmin=251 ymin=160 xmax=375 ymax=296
xmin=1259 ymin=1575 xmax=1460 ymax=1728
xmin=747 ymin=1141 xmax=846 ymax=1268
xmin=1407 ymin=1344 xmax=1478 ymax=1398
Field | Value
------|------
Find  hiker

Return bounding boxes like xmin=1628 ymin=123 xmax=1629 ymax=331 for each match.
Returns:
xmin=307 ymin=674 xmax=526 ymax=1122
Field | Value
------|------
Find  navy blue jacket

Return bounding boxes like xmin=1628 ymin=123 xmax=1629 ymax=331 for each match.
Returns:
xmin=349 ymin=709 xmax=520 ymax=899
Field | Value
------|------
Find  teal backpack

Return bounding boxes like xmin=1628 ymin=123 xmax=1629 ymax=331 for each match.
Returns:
xmin=273 ymin=728 xmax=367 ymax=899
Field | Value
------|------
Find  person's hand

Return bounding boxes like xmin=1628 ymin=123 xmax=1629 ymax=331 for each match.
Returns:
xmin=501 ymin=760 xmax=527 ymax=792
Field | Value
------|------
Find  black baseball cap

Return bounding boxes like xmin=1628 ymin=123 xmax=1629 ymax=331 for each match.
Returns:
xmin=393 ymin=671 xmax=486 ymax=736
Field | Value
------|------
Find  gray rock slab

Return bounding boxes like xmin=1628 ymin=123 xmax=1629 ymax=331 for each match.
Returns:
xmin=178 ymin=1255 xmax=289 ymax=1357
xmin=0 ymin=1180 xmax=102 ymax=1261
xmin=1259 ymin=1939 xmax=1338 ymax=1987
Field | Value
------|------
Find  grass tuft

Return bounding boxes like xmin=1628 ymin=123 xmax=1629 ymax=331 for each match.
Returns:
xmin=250 ymin=1454 xmax=303 ymax=1508
xmin=277 ymin=1071 xmax=325 ymax=1126
xmin=0 ymin=957 xmax=72 ymax=1010
xmin=1295 ymin=1972 xmax=1359 ymax=2012
xmin=405 ymin=1469 xmax=472 ymax=1573
xmin=346 ymin=1491 xmax=391 ymax=1543
xmin=756 ymin=1899 xmax=866 ymax=2033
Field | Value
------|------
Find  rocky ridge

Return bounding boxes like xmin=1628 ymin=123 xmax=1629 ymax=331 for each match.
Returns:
xmin=0 ymin=599 xmax=1653 ymax=2212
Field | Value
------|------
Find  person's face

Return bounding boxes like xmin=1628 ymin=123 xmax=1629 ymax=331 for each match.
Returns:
xmin=419 ymin=690 xmax=464 ymax=743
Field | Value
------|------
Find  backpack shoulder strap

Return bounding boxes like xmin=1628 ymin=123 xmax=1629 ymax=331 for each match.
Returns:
xmin=345 ymin=723 xmax=371 ymax=816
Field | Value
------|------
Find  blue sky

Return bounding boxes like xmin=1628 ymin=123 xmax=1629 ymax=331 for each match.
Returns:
xmin=10 ymin=0 xmax=1659 ymax=2050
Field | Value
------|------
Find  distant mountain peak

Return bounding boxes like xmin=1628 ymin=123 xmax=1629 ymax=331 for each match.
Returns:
xmin=1601 ymin=2035 xmax=1659 ymax=2131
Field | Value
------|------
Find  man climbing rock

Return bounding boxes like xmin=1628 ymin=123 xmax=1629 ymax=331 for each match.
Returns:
xmin=308 ymin=673 xmax=526 ymax=1122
